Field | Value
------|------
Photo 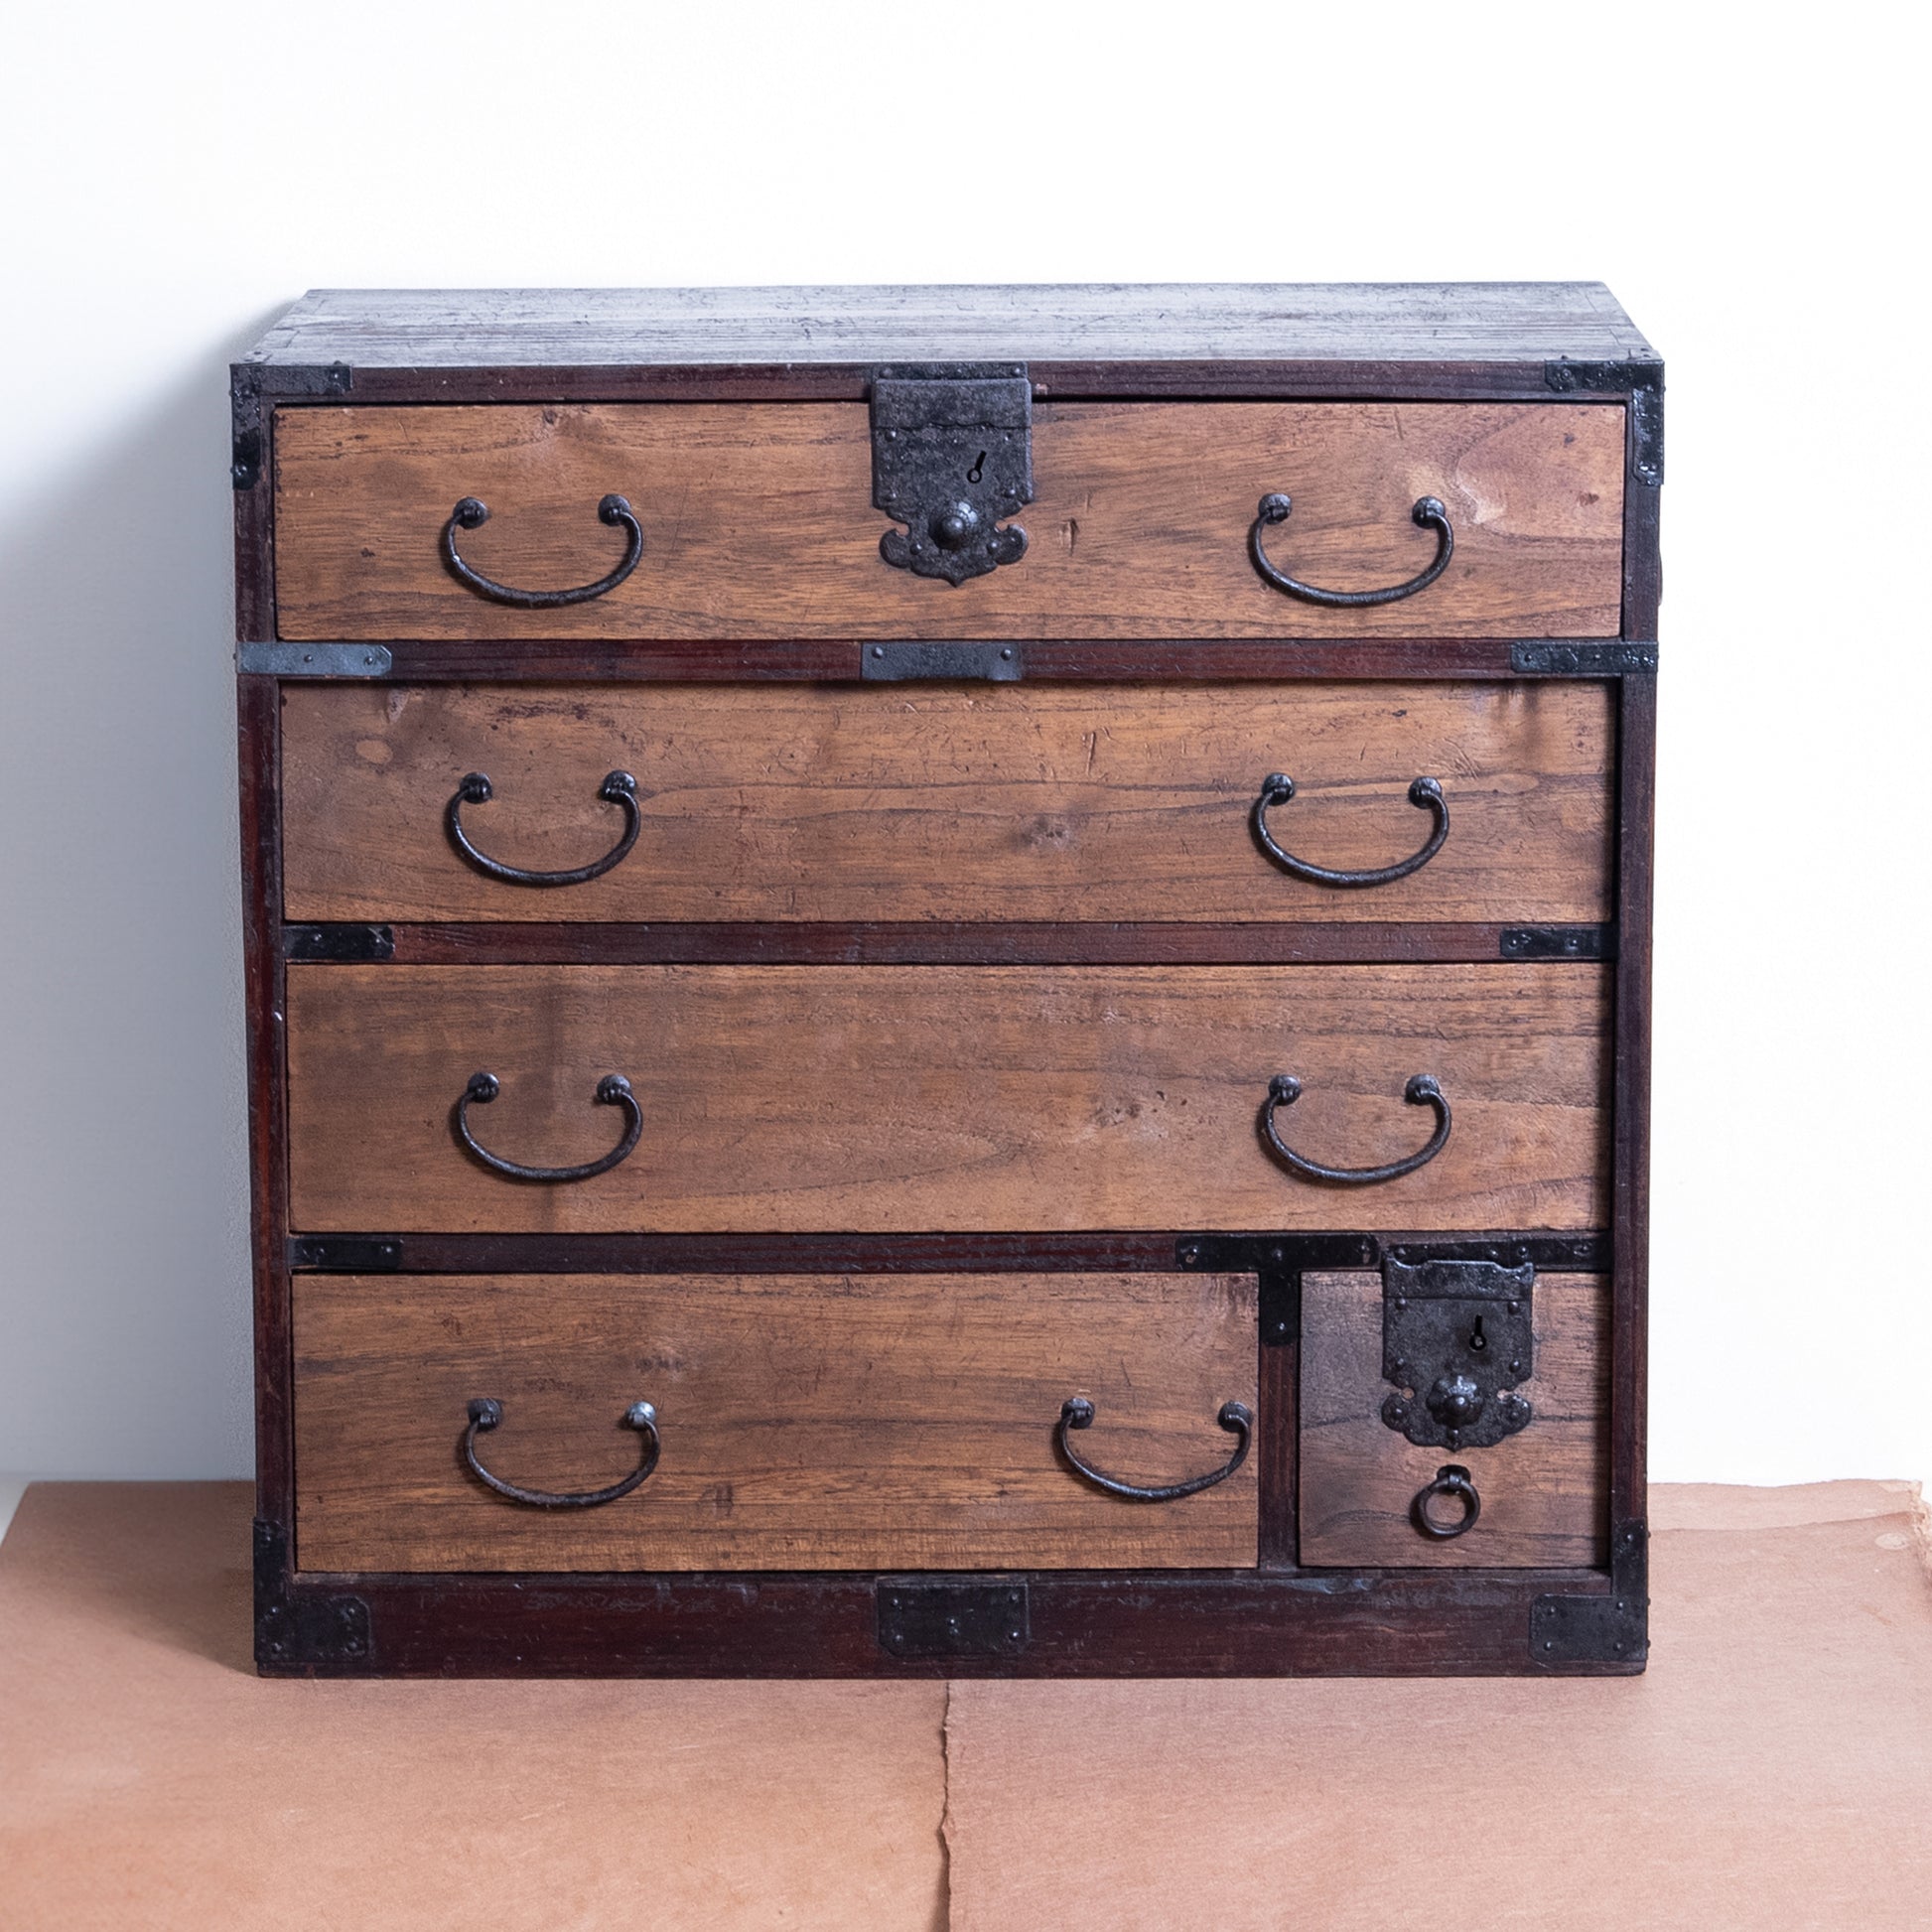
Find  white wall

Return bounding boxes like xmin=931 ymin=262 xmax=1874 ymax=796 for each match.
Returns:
xmin=2 ymin=1 xmax=1925 ymax=1488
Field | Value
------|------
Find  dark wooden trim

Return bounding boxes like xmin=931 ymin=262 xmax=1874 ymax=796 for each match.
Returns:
xmin=362 ymin=921 xmax=1589 ymax=968
xmin=275 ymin=639 xmax=1545 ymax=681
xmin=286 ymin=1228 xmax=1609 ymax=1274
xmin=259 ymin=1565 xmax=1630 ymax=1678
xmin=238 ymin=676 xmax=293 ymax=1533
xmin=231 ymin=380 xmax=276 ymax=642
xmin=252 ymin=361 xmax=1618 ymax=408
xmin=1256 ymin=1329 xmax=1300 ymax=1571
xmin=1609 ymin=676 xmax=1654 ymax=1540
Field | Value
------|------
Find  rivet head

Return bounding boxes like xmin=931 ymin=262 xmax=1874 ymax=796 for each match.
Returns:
xmin=929 ymin=501 xmax=981 ymax=551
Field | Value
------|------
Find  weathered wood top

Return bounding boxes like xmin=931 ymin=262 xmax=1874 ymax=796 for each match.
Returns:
xmin=242 ymin=284 xmax=1655 ymax=369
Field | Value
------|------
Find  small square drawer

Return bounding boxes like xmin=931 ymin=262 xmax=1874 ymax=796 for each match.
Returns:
xmin=292 ymin=1269 xmax=1259 ymax=1573
xmin=270 ymin=401 xmax=1626 ymax=641
xmin=1299 ymin=1269 xmax=1610 ymax=1568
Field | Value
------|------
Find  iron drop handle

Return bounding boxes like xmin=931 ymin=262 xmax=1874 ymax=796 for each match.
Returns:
xmin=1261 ymin=1073 xmax=1450 ymax=1185
xmin=1249 ymin=492 xmax=1453 ymax=607
xmin=464 ymin=1396 xmax=659 ymax=1508
xmin=1412 ymin=1463 xmax=1481 ymax=1540
xmin=442 ymin=493 xmax=643 ymax=608
xmin=1252 ymin=772 xmax=1449 ymax=888
xmin=447 ymin=769 xmax=641 ymax=887
xmin=1056 ymin=1397 xmax=1253 ymax=1502
xmin=455 ymin=1071 xmax=642 ymax=1182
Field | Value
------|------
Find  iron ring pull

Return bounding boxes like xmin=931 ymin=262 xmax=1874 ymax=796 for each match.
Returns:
xmin=1412 ymin=1462 xmax=1481 ymax=1540
xmin=1261 ymin=1073 xmax=1450 ymax=1185
xmin=1252 ymin=773 xmax=1449 ymax=887
xmin=455 ymin=1071 xmax=642 ymax=1182
xmin=464 ymin=1397 xmax=659 ymax=1508
xmin=1056 ymin=1397 xmax=1254 ymax=1502
xmin=447 ymin=769 xmax=641 ymax=887
xmin=1249 ymin=492 xmax=1453 ymax=607
xmin=442 ymin=493 xmax=643 ymax=608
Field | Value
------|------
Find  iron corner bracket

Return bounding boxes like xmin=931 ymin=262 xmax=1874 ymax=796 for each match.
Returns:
xmin=231 ymin=360 xmax=353 ymax=489
xmin=253 ymin=1519 xmax=372 ymax=1673
xmin=1531 ymin=1518 xmax=1648 ymax=1667
xmin=232 ymin=358 xmax=355 ymax=400
xmin=1544 ymin=357 xmax=1663 ymax=487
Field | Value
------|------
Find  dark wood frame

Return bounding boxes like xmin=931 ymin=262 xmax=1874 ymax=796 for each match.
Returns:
xmin=236 ymin=328 xmax=1657 ymax=1678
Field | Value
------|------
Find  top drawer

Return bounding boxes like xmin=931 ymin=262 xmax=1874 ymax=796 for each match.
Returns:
xmin=271 ymin=402 xmax=1626 ymax=641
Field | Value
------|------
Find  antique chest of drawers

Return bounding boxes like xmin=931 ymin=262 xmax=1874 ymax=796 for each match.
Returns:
xmin=234 ymin=284 xmax=1659 ymax=1676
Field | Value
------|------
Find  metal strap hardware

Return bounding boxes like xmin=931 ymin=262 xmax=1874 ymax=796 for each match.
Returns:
xmin=238 ymin=643 xmax=393 ymax=677
xmin=878 ymin=1581 xmax=1030 ymax=1659
xmin=1381 ymin=1256 xmax=1535 ymax=1451
xmin=871 ymin=364 xmax=1034 ymax=584
xmin=860 ymin=641 xmax=1022 ymax=681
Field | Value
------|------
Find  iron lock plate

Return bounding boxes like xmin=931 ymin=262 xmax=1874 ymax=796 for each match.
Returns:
xmin=1381 ymin=1256 xmax=1535 ymax=1451
xmin=877 ymin=1580 xmax=1030 ymax=1659
xmin=871 ymin=364 xmax=1034 ymax=584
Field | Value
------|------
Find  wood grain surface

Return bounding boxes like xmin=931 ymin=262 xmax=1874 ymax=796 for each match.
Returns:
xmin=1298 ymin=1270 xmax=1608 ymax=1567
xmin=246 ymin=282 xmax=1657 ymax=369
xmin=272 ymin=402 xmax=1625 ymax=639
xmin=292 ymin=1270 xmax=1258 ymax=1572
xmin=280 ymin=681 xmax=1613 ymax=924
xmin=283 ymin=963 xmax=1610 ymax=1233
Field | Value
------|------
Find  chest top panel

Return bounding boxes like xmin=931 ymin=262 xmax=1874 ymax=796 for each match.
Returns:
xmin=239 ymin=283 xmax=1657 ymax=373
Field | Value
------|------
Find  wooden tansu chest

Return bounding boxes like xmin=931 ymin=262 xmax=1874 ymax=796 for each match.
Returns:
xmin=235 ymin=284 xmax=1658 ymax=1676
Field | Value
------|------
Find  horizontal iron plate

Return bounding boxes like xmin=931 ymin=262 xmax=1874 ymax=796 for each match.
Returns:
xmin=878 ymin=1580 xmax=1029 ymax=1659
xmin=860 ymin=641 xmax=1024 ymax=681
xmin=1500 ymin=925 xmax=1612 ymax=962
xmin=284 ymin=924 xmax=395 ymax=963
xmin=1512 ymin=641 xmax=1658 ymax=676
xmin=289 ymin=1235 xmax=404 ymax=1271
xmin=239 ymin=643 xmax=393 ymax=677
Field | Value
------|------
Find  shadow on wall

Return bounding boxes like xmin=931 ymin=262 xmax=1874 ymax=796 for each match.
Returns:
xmin=0 ymin=313 xmax=285 ymax=1478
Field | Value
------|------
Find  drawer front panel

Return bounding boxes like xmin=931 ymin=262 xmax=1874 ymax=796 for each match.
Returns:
xmin=282 ymin=681 xmax=1613 ymax=925
xmin=293 ymin=1270 xmax=1259 ymax=1572
xmin=1299 ymin=1271 xmax=1608 ymax=1567
xmin=272 ymin=402 xmax=1625 ymax=640
xmin=285 ymin=963 xmax=1609 ymax=1233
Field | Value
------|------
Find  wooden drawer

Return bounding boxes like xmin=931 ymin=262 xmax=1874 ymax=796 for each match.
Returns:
xmin=284 ymin=962 xmax=1609 ymax=1233
xmin=281 ymin=681 xmax=1613 ymax=925
xmin=293 ymin=1270 xmax=1258 ymax=1572
xmin=1299 ymin=1270 xmax=1609 ymax=1568
xmin=271 ymin=402 xmax=1626 ymax=640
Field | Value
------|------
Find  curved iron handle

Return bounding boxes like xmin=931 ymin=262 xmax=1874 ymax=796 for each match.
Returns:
xmin=1252 ymin=773 xmax=1449 ymax=887
xmin=447 ymin=769 xmax=641 ymax=887
xmin=464 ymin=1396 xmax=659 ymax=1508
xmin=1056 ymin=1397 xmax=1253 ymax=1502
xmin=455 ymin=1071 xmax=642 ymax=1182
xmin=442 ymin=493 xmax=643 ymax=608
xmin=1412 ymin=1462 xmax=1480 ymax=1540
xmin=1249 ymin=492 xmax=1453 ymax=607
xmin=1261 ymin=1073 xmax=1450 ymax=1185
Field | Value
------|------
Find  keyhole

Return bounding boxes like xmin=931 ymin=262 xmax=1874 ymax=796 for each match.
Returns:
xmin=1469 ymin=1315 xmax=1487 ymax=1352
xmin=967 ymin=450 xmax=986 ymax=483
